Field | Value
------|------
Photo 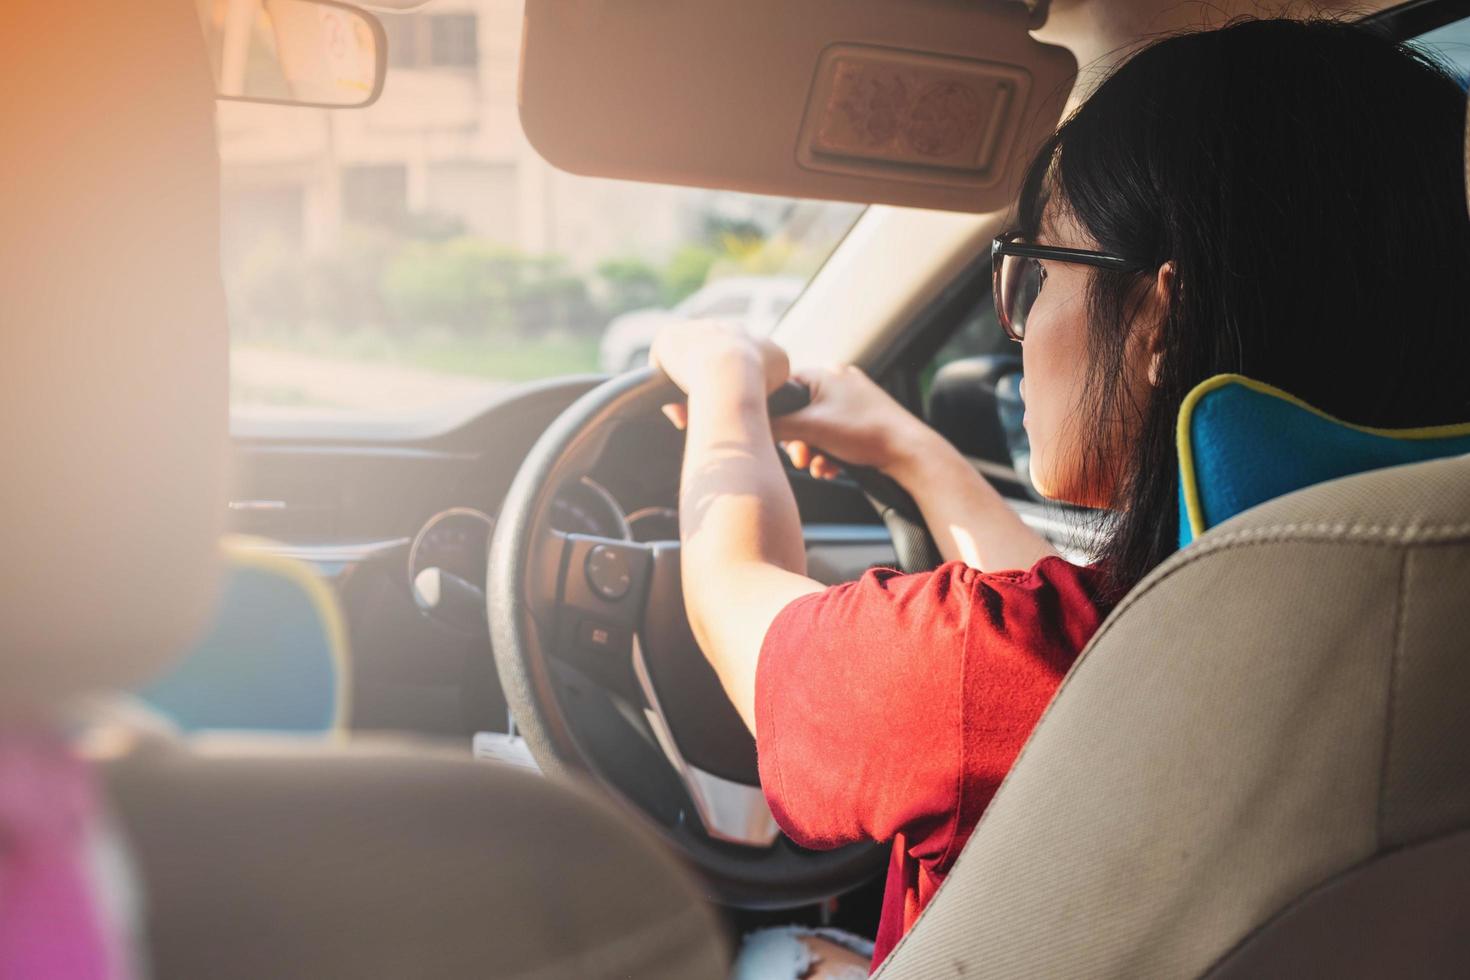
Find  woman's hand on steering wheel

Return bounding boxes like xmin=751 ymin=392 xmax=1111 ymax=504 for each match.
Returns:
xmin=648 ymin=323 xmax=940 ymax=488
xmin=773 ymin=365 xmax=940 ymax=485
xmin=646 ymin=322 xmax=950 ymax=572
xmin=649 ymin=320 xmax=789 ymax=430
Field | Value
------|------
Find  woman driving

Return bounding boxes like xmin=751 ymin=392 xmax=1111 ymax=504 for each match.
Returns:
xmin=653 ymin=18 xmax=1470 ymax=977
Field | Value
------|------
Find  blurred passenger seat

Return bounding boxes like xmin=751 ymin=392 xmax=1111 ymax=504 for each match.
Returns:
xmin=0 ymin=1 xmax=728 ymax=977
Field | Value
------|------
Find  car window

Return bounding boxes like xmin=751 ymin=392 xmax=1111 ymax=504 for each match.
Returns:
xmin=919 ymin=290 xmax=1012 ymax=403
xmin=898 ymin=279 xmax=1030 ymax=480
xmin=221 ymin=2 xmax=865 ymax=422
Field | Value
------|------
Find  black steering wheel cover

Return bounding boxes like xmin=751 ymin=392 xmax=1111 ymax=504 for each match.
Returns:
xmin=488 ymin=368 xmax=886 ymax=908
xmin=488 ymin=371 xmax=651 ymax=781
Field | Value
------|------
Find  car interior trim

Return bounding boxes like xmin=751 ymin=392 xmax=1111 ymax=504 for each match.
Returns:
xmin=632 ymin=636 xmax=781 ymax=848
xmin=235 ymin=537 xmax=413 ymax=566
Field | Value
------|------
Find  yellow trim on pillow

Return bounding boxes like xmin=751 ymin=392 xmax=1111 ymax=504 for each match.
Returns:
xmin=220 ymin=535 xmax=353 ymax=737
xmin=1177 ymin=374 xmax=1470 ymax=541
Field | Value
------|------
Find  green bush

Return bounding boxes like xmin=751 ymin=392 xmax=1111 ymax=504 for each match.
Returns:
xmin=662 ymin=244 xmax=719 ymax=306
xmin=513 ymin=261 xmax=600 ymax=336
xmin=382 ymin=239 xmax=602 ymax=337
xmin=596 ymin=257 xmax=664 ymax=316
xmin=383 ymin=238 xmax=515 ymax=332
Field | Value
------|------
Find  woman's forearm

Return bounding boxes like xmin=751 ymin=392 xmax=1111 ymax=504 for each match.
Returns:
xmin=679 ymin=352 xmax=823 ymax=733
xmin=887 ymin=428 xmax=1057 ymax=572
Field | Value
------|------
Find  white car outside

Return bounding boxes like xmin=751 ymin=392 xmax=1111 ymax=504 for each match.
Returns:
xmin=597 ymin=275 xmax=807 ymax=374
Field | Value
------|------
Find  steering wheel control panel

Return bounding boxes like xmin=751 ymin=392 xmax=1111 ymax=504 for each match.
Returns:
xmin=584 ymin=544 xmax=635 ymax=601
xmin=554 ymin=535 xmax=653 ymax=699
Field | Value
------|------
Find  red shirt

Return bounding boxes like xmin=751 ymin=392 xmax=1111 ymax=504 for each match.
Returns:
xmin=755 ymin=556 xmax=1113 ymax=970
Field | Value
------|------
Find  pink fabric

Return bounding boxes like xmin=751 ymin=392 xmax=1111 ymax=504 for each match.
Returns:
xmin=0 ymin=734 xmax=120 ymax=979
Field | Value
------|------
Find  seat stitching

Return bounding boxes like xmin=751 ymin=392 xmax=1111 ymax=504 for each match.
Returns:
xmin=1379 ymin=549 xmax=1411 ymax=849
xmin=1100 ymin=519 xmax=1470 ymax=633
xmin=1191 ymin=520 xmax=1470 ymax=547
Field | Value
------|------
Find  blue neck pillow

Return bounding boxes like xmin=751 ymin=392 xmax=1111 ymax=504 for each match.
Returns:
xmin=140 ymin=537 xmax=349 ymax=734
xmin=1177 ymin=374 xmax=1470 ymax=548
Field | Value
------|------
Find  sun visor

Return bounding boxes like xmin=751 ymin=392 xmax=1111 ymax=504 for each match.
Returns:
xmin=518 ymin=0 xmax=1077 ymax=213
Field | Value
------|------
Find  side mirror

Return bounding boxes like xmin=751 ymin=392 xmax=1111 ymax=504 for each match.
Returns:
xmin=201 ymin=0 xmax=386 ymax=109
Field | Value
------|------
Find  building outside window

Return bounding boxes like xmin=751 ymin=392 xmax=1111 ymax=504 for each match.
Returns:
xmin=342 ymin=164 xmax=408 ymax=229
xmin=382 ymin=13 xmax=480 ymax=71
xmin=430 ymin=14 xmax=480 ymax=68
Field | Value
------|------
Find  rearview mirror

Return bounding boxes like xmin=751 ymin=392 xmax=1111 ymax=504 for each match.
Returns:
xmin=200 ymin=0 xmax=386 ymax=109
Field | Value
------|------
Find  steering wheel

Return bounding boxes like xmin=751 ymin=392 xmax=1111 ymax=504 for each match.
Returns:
xmin=487 ymin=368 xmax=938 ymax=908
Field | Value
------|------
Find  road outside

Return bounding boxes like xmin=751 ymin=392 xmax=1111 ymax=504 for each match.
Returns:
xmin=232 ymin=346 xmax=509 ymax=413
xmin=230 ymin=329 xmax=602 ymax=415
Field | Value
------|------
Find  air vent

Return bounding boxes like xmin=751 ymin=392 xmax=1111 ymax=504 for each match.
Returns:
xmin=227 ymin=467 xmax=339 ymax=539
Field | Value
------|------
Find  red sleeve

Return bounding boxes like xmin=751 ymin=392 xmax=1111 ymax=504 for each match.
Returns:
xmin=755 ymin=556 xmax=1108 ymax=868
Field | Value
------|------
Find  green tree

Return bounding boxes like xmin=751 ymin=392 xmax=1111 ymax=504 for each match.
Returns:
xmin=662 ymin=244 xmax=719 ymax=306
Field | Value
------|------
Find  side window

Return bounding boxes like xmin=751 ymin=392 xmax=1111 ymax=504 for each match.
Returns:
xmin=898 ymin=285 xmax=1032 ymax=491
xmin=918 ymin=293 xmax=1012 ymax=403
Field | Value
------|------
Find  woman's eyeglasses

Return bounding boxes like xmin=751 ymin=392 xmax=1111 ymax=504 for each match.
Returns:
xmin=991 ymin=231 xmax=1147 ymax=341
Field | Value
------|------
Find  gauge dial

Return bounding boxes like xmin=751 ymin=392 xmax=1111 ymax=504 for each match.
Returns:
xmin=626 ymin=506 xmax=680 ymax=543
xmin=408 ymin=507 xmax=495 ymax=614
xmin=548 ymin=478 xmax=630 ymax=540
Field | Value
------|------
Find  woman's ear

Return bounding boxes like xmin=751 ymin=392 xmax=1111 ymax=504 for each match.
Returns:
xmin=1145 ymin=261 xmax=1176 ymax=387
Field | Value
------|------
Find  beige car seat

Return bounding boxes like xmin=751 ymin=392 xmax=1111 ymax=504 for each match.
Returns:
xmin=877 ymin=456 xmax=1470 ymax=978
xmin=874 ymin=129 xmax=1470 ymax=976
xmin=0 ymin=3 xmax=725 ymax=978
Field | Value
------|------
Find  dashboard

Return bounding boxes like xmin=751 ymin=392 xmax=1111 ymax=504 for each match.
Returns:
xmin=226 ymin=376 xmax=886 ymax=738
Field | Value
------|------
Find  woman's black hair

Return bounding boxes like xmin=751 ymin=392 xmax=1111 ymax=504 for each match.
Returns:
xmin=1015 ymin=17 xmax=1470 ymax=599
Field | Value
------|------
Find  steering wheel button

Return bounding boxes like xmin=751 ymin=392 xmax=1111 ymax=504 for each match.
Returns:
xmin=577 ymin=618 xmax=627 ymax=655
xmin=585 ymin=544 xmax=633 ymax=601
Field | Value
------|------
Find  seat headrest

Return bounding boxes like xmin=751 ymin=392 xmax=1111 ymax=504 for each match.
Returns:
xmin=1177 ymin=374 xmax=1470 ymax=547
xmin=0 ymin=0 xmax=228 ymax=714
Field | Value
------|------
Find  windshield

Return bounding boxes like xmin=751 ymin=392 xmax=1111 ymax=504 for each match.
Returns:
xmin=222 ymin=1 xmax=865 ymax=424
